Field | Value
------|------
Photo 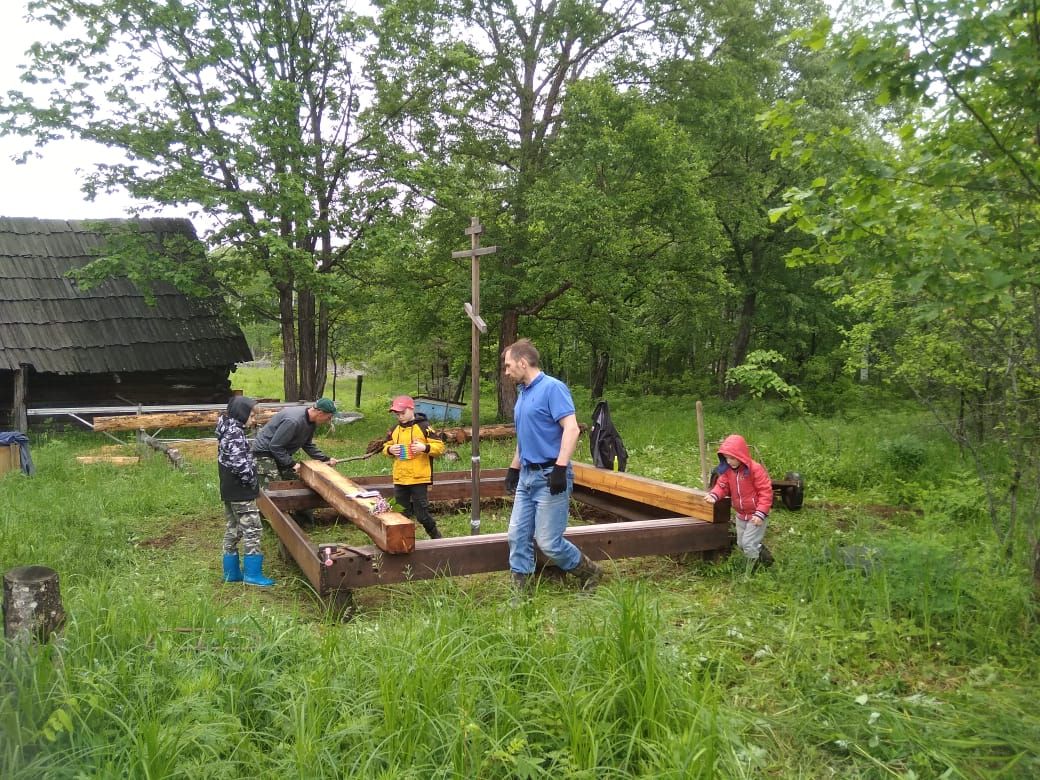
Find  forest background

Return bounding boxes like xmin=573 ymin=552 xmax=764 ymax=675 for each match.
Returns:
xmin=1 ymin=0 xmax=1039 ymax=776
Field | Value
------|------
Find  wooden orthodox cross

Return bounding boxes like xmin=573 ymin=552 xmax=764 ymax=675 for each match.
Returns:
xmin=452 ymin=217 xmax=496 ymax=534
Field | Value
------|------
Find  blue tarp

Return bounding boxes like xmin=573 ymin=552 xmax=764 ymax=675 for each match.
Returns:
xmin=0 ymin=431 xmax=35 ymax=476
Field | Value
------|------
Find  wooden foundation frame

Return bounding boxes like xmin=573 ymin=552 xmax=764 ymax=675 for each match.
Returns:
xmin=257 ymin=466 xmax=732 ymax=609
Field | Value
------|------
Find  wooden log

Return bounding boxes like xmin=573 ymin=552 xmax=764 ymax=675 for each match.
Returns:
xmin=298 ymin=461 xmax=415 ymax=553
xmin=94 ymin=407 xmax=280 ymax=432
xmin=362 ymin=423 xmax=522 ymax=455
xmin=437 ymin=423 xmax=587 ymax=444
xmin=572 ymin=462 xmax=724 ymax=523
xmin=3 ymin=565 xmax=66 ymax=642
xmin=438 ymin=424 xmax=518 ymax=444
xmin=75 ymin=456 xmax=140 ymax=465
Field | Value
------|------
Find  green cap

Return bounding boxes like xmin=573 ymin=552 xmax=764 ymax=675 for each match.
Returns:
xmin=315 ymin=398 xmax=337 ymax=414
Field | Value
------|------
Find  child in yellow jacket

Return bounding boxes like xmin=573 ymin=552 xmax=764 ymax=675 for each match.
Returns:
xmin=382 ymin=395 xmax=447 ymax=538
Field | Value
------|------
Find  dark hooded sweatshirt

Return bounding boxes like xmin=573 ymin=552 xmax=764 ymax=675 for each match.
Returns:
xmin=216 ymin=396 xmax=259 ymax=502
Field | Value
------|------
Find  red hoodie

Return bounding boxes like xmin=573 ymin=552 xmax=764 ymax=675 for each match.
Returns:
xmin=708 ymin=434 xmax=773 ymax=520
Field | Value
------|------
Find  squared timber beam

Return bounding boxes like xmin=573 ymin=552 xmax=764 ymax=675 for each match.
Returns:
xmin=571 ymin=462 xmax=726 ymax=522
xmin=298 ymin=461 xmax=415 ymax=553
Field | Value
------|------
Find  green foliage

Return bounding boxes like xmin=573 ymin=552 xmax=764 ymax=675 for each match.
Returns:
xmin=878 ymin=434 xmax=928 ymax=474
xmin=764 ymin=0 xmax=1040 ymax=553
xmin=725 ymin=349 xmax=805 ymax=411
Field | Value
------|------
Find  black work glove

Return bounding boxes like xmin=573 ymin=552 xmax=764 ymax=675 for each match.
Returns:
xmin=548 ymin=464 xmax=568 ymax=495
xmin=504 ymin=467 xmax=520 ymax=495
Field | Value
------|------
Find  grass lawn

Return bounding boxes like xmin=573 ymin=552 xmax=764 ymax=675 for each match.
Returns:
xmin=1 ymin=368 xmax=1038 ymax=778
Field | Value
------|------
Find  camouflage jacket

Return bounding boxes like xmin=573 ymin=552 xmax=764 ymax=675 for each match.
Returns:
xmin=216 ymin=414 xmax=259 ymax=501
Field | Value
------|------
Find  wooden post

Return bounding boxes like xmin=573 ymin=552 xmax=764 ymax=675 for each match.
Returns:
xmin=3 ymin=565 xmax=66 ymax=642
xmin=696 ymin=400 xmax=708 ymax=489
xmin=13 ymin=366 xmax=29 ymax=432
xmin=355 ymin=375 xmax=364 ymax=408
xmin=452 ymin=218 xmax=496 ymax=535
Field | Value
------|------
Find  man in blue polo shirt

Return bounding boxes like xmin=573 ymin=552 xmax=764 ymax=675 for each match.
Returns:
xmin=502 ymin=338 xmax=602 ymax=597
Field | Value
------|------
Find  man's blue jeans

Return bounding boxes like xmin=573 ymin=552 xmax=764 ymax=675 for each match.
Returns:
xmin=507 ymin=464 xmax=581 ymax=574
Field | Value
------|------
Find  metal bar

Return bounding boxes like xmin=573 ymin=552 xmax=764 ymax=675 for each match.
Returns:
xmin=351 ymin=469 xmax=509 ymax=501
xmin=314 ymin=518 xmax=730 ymax=590
xmin=64 ymin=411 xmax=126 ymax=444
xmin=262 ymin=487 xmax=327 ymax=511
xmin=27 ymin=400 xmax=309 ymax=416
xmin=256 ymin=491 xmax=322 ymax=591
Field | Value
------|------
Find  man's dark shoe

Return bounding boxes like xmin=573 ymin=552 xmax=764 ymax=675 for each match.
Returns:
xmin=569 ymin=554 xmax=603 ymax=591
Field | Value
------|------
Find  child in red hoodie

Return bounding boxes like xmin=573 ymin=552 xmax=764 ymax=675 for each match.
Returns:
xmin=705 ymin=434 xmax=775 ymax=568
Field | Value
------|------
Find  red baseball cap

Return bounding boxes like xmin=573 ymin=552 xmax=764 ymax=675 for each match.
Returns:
xmin=389 ymin=395 xmax=415 ymax=412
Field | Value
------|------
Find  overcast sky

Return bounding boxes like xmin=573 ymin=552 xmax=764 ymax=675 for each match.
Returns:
xmin=0 ymin=5 xmax=168 ymax=221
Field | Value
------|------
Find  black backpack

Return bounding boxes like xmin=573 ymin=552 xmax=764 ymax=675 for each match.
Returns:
xmin=590 ymin=400 xmax=628 ymax=472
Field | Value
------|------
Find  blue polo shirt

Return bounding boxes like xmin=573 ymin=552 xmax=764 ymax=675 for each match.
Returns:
xmin=514 ymin=372 xmax=575 ymax=466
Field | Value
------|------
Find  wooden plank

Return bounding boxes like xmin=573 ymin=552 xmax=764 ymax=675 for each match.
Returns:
xmin=451 ymin=245 xmax=497 ymax=257
xmin=298 ymin=461 xmax=415 ymax=553
xmin=572 ymin=462 xmax=725 ymax=523
xmin=75 ymin=456 xmax=140 ymax=465
xmin=570 ymin=486 xmax=675 ymax=522
xmin=94 ymin=407 xmax=280 ymax=432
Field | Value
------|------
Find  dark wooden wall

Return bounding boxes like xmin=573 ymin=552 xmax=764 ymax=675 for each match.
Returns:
xmin=1 ymin=367 xmax=236 ymax=430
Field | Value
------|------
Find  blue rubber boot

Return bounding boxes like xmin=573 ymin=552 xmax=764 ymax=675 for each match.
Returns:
xmin=243 ymin=554 xmax=275 ymax=587
xmin=222 ymin=553 xmax=242 ymax=583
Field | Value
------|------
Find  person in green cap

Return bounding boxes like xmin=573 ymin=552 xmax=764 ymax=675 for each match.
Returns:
xmin=252 ymin=398 xmax=341 ymax=484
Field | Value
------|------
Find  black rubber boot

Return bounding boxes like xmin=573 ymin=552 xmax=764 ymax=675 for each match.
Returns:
xmin=509 ymin=572 xmax=532 ymax=607
xmin=758 ymin=545 xmax=775 ymax=568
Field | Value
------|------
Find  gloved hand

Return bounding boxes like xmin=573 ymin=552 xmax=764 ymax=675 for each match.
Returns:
xmin=548 ymin=464 xmax=568 ymax=495
xmin=504 ymin=467 xmax=520 ymax=495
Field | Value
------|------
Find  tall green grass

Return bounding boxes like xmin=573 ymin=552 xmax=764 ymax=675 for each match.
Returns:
xmin=1 ymin=372 xmax=1038 ymax=777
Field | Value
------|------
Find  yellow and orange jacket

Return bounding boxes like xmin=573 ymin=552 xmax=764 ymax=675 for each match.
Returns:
xmin=381 ymin=413 xmax=446 ymax=485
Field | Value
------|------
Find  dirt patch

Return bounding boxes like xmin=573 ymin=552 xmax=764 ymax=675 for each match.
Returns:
xmin=137 ymin=515 xmax=221 ymax=552
xmin=138 ymin=532 xmax=179 ymax=549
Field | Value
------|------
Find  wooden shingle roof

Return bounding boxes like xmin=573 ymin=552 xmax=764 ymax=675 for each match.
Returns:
xmin=0 ymin=217 xmax=252 ymax=374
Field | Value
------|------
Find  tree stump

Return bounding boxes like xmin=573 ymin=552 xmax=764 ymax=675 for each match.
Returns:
xmin=3 ymin=566 xmax=66 ymax=642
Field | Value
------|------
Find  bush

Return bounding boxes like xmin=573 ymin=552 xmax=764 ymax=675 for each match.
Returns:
xmin=878 ymin=434 xmax=928 ymax=473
